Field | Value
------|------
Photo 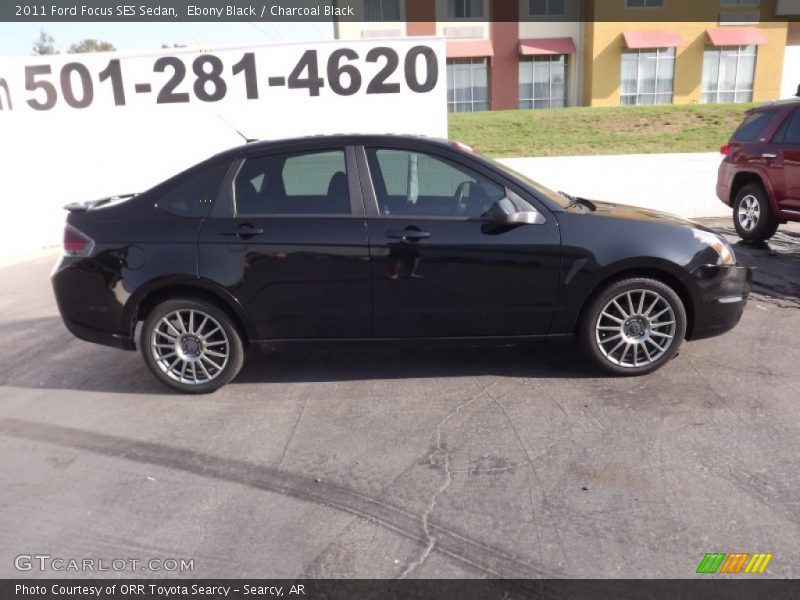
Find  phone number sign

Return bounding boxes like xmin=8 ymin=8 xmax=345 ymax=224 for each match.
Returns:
xmin=0 ymin=38 xmax=447 ymax=138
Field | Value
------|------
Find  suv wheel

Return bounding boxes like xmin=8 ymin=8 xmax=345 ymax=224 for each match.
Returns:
xmin=140 ymin=298 xmax=244 ymax=394
xmin=579 ymin=278 xmax=687 ymax=376
xmin=733 ymin=183 xmax=779 ymax=242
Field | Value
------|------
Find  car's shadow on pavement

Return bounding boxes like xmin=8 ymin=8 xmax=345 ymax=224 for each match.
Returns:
xmin=1 ymin=315 xmax=594 ymax=394
xmin=237 ymin=342 xmax=593 ymax=385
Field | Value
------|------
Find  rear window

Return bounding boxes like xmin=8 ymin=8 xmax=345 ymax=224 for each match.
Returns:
xmin=733 ymin=109 xmax=779 ymax=142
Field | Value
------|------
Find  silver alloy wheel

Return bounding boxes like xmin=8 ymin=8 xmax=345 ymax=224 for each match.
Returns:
xmin=150 ymin=309 xmax=229 ymax=385
xmin=595 ymin=289 xmax=677 ymax=368
xmin=738 ymin=194 xmax=760 ymax=232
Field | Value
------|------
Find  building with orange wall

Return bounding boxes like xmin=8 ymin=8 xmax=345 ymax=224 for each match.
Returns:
xmin=336 ymin=0 xmax=796 ymax=111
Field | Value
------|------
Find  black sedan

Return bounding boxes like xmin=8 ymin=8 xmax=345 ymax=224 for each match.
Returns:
xmin=52 ymin=135 xmax=752 ymax=393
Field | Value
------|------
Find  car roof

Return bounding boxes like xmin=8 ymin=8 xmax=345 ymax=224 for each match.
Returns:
xmin=215 ymin=133 xmax=460 ymax=159
xmin=752 ymin=97 xmax=800 ymax=111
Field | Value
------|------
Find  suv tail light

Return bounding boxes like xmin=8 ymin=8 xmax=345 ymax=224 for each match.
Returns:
xmin=720 ymin=144 xmax=732 ymax=155
xmin=63 ymin=224 xmax=95 ymax=257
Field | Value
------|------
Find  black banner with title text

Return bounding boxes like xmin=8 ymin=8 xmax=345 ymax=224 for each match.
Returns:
xmin=2 ymin=0 xmax=800 ymax=23
xmin=4 ymin=579 xmax=800 ymax=600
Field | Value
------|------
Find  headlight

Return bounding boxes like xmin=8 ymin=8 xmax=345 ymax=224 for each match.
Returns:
xmin=693 ymin=229 xmax=736 ymax=265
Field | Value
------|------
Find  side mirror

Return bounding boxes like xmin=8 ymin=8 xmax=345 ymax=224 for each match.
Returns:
xmin=487 ymin=197 xmax=545 ymax=226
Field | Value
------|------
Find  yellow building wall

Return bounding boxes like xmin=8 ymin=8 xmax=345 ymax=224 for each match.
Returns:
xmin=584 ymin=0 xmax=789 ymax=107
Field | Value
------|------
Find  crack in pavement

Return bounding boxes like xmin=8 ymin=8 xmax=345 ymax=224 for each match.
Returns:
xmin=399 ymin=378 xmax=498 ymax=578
xmin=0 ymin=416 xmax=558 ymax=579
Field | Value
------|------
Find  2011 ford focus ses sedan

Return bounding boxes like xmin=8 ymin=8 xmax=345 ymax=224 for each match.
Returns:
xmin=52 ymin=135 xmax=752 ymax=393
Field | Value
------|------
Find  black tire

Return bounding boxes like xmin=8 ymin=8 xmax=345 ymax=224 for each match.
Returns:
xmin=140 ymin=297 xmax=245 ymax=394
xmin=732 ymin=183 xmax=779 ymax=242
xmin=579 ymin=277 xmax=687 ymax=376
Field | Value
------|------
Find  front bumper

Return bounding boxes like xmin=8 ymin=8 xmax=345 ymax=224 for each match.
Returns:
xmin=688 ymin=264 xmax=753 ymax=341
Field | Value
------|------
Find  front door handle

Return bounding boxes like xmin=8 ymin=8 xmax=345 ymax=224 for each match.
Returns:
xmin=386 ymin=228 xmax=431 ymax=242
xmin=221 ymin=224 xmax=264 ymax=239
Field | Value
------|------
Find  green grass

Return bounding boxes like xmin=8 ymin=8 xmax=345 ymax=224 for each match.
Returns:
xmin=447 ymin=103 xmax=758 ymax=158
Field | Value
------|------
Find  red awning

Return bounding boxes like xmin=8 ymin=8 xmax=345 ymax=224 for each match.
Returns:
xmin=446 ymin=40 xmax=494 ymax=59
xmin=519 ymin=37 xmax=577 ymax=56
xmin=623 ymin=30 xmax=685 ymax=49
xmin=706 ymin=27 xmax=768 ymax=46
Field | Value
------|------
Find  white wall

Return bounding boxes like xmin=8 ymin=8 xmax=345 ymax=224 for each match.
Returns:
xmin=781 ymin=45 xmax=800 ymax=99
xmin=500 ymin=153 xmax=731 ymax=220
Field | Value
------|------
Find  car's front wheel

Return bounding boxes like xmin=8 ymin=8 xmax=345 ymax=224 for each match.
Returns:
xmin=579 ymin=278 xmax=687 ymax=376
xmin=140 ymin=298 xmax=245 ymax=393
xmin=733 ymin=183 xmax=779 ymax=242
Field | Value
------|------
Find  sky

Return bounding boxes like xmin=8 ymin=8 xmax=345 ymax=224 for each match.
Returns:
xmin=0 ymin=22 xmax=335 ymax=56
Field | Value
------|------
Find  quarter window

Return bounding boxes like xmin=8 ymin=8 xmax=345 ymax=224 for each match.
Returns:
xmin=447 ymin=0 xmax=484 ymax=18
xmin=447 ymin=58 xmax=490 ymax=112
xmin=519 ymin=55 xmax=568 ymax=109
xmin=365 ymin=148 xmax=505 ymax=218
xmin=701 ymin=45 xmax=757 ymax=104
xmin=156 ymin=162 xmax=229 ymax=218
xmin=620 ymin=47 xmax=675 ymax=105
xmin=733 ymin=109 xmax=778 ymax=142
xmin=235 ymin=149 xmax=350 ymax=215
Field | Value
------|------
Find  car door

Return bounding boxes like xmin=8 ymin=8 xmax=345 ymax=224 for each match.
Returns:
xmin=771 ymin=107 xmax=800 ymax=215
xmin=357 ymin=144 xmax=561 ymax=339
xmin=198 ymin=146 xmax=372 ymax=340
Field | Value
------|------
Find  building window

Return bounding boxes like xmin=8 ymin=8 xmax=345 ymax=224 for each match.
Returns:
xmin=364 ymin=0 xmax=401 ymax=20
xmin=447 ymin=0 xmax=484 ymax=19
xmin=529 ymin=0 xmax=566 ymax=16
xmin=620 ymin=47 xmax=675 ymax=105
xmin=721 ymin=0 xmax=759 ymax=6
xmin=519 ymin=55 xmax=568 ymax=109
xmin=701 ymin=45 xmax=757 ymax=103
xmin=447 ymin=58 xmax=489 ymax=112
xmin=625 ymin=0 xmax=664 ymax=7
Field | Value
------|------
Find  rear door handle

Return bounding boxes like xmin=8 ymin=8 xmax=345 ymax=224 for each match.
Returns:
xmin=221 ymin=224 xmax=264 ymax=239
xmin=762 ymin=153 xmax=778 ymax=159
xmin=386 ymin=229 xmax=431 ymax=242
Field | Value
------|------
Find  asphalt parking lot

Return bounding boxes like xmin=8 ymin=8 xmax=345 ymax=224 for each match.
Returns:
xmin=1 ymin=218 xmax=798 ymax=579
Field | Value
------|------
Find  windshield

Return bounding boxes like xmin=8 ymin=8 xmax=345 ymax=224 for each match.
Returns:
xmin=480 ymin=155 xmax=572 ymax=208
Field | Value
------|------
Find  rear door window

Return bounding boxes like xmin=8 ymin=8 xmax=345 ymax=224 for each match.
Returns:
xmin=733 ymin=109 xmax=779 ymax=142
xmin=235 ymin=149 xmax=351 ymax=215
xmin=773 ymin=109 xmax=800 ymax=145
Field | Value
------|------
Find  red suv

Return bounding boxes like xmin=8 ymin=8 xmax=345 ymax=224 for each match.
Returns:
xmin=717 ymin=95 xmax=800 ymax=242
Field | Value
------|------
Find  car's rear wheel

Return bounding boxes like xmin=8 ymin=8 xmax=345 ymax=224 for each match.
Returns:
xmin=733 ymin=183 xmax=779 ymax=242
xmin=579 ymin=278 xmax=687 ymax=376
xmin=140 ymin=298 xmax=244 ymax=393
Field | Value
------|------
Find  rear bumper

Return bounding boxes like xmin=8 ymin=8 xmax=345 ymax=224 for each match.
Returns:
xmin=60 ymin=315 xmax=136 ymax=350
xmin=688 ymin=264 xmax=753 ymax=341
xmin=716 ymin=164 xmax=733 ymax=206
xmin=51 ymin=255 xmax=136 ymax=351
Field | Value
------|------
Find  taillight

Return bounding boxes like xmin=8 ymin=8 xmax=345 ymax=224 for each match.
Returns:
xmin=452 ymin=141 xmax=477 ymax=154
xmin=63 ymin=224 xmax=94 ymax=257
xmin=720 ymin=144 xmax=732 ymax=155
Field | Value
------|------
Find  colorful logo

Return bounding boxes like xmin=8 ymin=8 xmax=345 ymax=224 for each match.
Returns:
xmin=696 ymin=552 xmax=773 ymax=574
